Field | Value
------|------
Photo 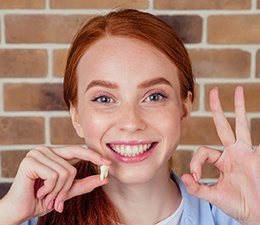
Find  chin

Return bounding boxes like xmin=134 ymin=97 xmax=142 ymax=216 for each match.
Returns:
xmin=108 ymin=165 xmax=164 ymax=186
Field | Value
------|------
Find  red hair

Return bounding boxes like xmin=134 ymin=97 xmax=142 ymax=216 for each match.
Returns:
xmin=39 ymin=9 xmax=194 ymax=224
xmin=63 ymin=9 xmax=194 ymax=109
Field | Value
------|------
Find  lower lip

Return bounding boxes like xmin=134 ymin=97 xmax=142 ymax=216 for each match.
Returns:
xmin=108 ymin=143 xmax=156 ymax=164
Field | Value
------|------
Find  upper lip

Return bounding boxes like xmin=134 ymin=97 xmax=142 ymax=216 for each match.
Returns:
xmin=107 ymin=140 xmax=154 ymax=145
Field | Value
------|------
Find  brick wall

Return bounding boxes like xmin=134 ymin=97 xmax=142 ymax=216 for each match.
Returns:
xmin=0 ymin=0 xmax=259 ymax=192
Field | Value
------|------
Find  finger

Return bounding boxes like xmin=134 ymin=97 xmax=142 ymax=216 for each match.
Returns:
xmin=55 ymin=175 xmax=108 ymax=213
xmin=19 ymin=156 xmax=58 ymax=198
xmin=53 ymin=166 xmax=77 ymax=213
xmin=27 ymin=149 xmax=77 ymax=212
xmin=32 ymin=146 xmax=111 ymax=212
xmin=190 ymin=146 xmax=222 ymax=181
xmin=234 ymin=86 xmax=251 ymax=145
xmin=210 ymin=87 xmax=236 ymax=147
xmin=27 ymin=149 xmax=73 ymax=200
xmin=44 ymin=165 xmax=76 ymax=211
xmin=181 ymin=174 xmax=217 ymax=204
xmin=50 ymin=145 xmax=111 ymax=166
xmin=67 ymin=175 xmax=108 ymax=200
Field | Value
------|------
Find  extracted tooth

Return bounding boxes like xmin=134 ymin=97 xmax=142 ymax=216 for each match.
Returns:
xmin=100 ymin=165 xmax=109 ymax=181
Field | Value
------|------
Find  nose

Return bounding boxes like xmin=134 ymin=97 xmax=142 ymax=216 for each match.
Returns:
xmin=118 ymin=103 xmax=146 ymax=133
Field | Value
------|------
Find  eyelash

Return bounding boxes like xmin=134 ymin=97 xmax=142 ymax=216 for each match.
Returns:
xmin=145 ymin=90 xmax=169 ymax=102
xmin=91 ymin=90 xmax=169 ymax=104
xmin=91 ymin=93 xmax=115 ymax=104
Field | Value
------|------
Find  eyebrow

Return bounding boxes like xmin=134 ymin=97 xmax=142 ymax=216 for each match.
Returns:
xmin=138 ymin=77 xmax=173 ymax=89
xmin=85 ymin=77 xmax=173 ymax=92
xmin=85 ymin=80 xmax=118 ymax=92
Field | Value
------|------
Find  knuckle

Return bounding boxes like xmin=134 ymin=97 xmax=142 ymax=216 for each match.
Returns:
xmin=48 ymin=170 xmax=59 ymax=181
xmin=196 ymin=146 xmax=207 ymax=154
xmin=26 ymin=146 xmax=51 ymax=157
xmin=26 ymin=149 xmax=40 ymax=158
xmin=70 ymin=166 xmax=77 ymax=177
xmin=57 ymin=191 xmax=69 ymax=201
xmin=20 ymin=156 xmax=34 ymax=168
xmin=58 ymin=168 xmax=70 ymax=179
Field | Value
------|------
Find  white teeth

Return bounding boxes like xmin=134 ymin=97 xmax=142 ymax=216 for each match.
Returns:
xmin=110 ymin=143 xmax=152 ymax=156
xmin=100 ymin=165 xmax=109 ymax=181
xmin=133 ymin=145 xmax=138 ymax=156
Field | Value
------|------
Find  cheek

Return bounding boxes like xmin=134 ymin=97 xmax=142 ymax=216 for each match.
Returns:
xmin=157 ymin=110 xmax=182 ymax=139
xmin=80 ymin=110 xmax=111 ymax=147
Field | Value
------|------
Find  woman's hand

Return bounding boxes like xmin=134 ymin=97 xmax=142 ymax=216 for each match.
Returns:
xmin=0 ymin=145 xmax=111 ymax=224
xmin=182 ymin=86 xmax=260 ymax=225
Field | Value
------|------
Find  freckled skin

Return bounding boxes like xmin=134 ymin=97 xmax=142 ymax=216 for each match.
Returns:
xmin=71 ymin=36 xmax=191 ymax=185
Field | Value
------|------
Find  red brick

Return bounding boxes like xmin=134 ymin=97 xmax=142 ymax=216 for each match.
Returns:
xmin=158 ymin=15 xmax=202 ymax=43
xmin=201 ymin=163 xmax=220 ymax=179
xmin=154 ymin=0 xmax=250 ymax=9
xmin=0 ymin=117 xmax=44 ymax=144
xmin=189 ymin=49 xmax=250 ymax=78
xmin=180 ymin=117 xmax=235 ymax=145
xmin=171 ymin=150 xmax=193 ymax=176
xmin=53 ymin=49 xmax=68 ymax=77
xmin=5 ymin=15 xmax=91 ymax=44
xmin=208 ymin=15 xmax=260 ymax=44
xmin=0 ymin=49 xmax=47 ymax=78
xmin=0 ymin=0 xmax=45 ymax=9
xmin=4 ymin=83 xmax=66 ymax=111
xmin=192 ymin=83 xmax=200 ymax=112
xmin=251 ymin=119 xmax=260 ymax=146
xmin=205 ymin=84 xmax=260 ymax=112
xmin=50 ymin=117 xmax=85 ymax=145
xmin=257 ymin=50 xmax=260 ymax=78
xmin=50 ymin=0 xmax=148 ymax=9
xmin=1 ymin=150 xmax=28 ymax=178
xmin=171 ymin=150 xmax=219 ymax=179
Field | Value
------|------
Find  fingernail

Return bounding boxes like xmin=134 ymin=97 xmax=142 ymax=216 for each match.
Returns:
xmin=37 ymin=189 xmax=45 ymax=199
xmin=57 ymin=202 xmax=64 ymax=213
xmin=101 ymin=157 xmax=111 ymax=164
xmin=47 ymin=200 xmax=54 ymax=210
xmin=192 ymin=172 xmax=198 ymax=182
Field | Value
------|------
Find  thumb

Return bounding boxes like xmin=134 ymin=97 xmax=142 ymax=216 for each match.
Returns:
xmin=67 ymin=175 xmax=108 ymax=200
xmin=181 ymin=173 xmax=216 ymax=204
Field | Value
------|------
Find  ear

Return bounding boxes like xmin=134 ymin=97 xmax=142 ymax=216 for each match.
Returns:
xmin=70 ymin=103 xmax=84 ymax=138
xmin=180 ymin=91 xmax=193 ymax=126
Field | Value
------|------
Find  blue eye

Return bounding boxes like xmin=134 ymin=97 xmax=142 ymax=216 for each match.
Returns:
xmin=92 ymin=96 xmax=114 ymax=103
xmin=146 ymin=92 xmax=167 ymax=102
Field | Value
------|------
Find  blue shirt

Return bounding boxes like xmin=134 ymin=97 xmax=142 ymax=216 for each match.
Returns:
xmin=21 ymin=173 xmax=241 ymax=225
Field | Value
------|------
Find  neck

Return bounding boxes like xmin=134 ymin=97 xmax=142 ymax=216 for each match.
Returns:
xmin=103 ymin=168 xmax=182 ymax=225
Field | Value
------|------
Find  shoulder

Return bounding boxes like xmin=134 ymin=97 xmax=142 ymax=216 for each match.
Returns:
xmin=171 ymin=172 xmax=241 ymax=225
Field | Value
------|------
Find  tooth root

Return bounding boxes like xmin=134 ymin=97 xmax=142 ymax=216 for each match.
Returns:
xmin=100 ymin=173 xmax=104 ymax=181
xmin=100 ymin=165 xmax=109 ymax=181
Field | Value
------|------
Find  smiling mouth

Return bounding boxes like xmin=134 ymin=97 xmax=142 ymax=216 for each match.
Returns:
xmin=107 ymin=143 xmax=155 ymax=157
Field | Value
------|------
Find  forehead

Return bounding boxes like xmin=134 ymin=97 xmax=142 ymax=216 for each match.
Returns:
xmin=76 ymin=36 xmax=180 ymax=89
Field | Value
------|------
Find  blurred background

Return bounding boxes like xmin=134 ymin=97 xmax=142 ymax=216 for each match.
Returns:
xmin=0 ymin=0 xmax=259 ymax=197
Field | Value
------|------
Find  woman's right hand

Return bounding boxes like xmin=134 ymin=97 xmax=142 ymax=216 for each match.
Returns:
xmin=0 ymin=145 xmax=111 ymax=224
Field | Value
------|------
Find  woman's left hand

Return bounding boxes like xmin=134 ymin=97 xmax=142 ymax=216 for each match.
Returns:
xmin=182 ymin=86 xmax=260 ymax=225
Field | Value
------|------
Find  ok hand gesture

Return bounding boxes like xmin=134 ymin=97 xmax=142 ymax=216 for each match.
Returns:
xmin=182 ymin=86 xmax=260 ymax=225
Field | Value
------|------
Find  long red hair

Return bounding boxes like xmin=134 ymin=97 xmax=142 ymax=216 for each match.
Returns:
xmin=38 ymin=9 xmax=194 ymax=225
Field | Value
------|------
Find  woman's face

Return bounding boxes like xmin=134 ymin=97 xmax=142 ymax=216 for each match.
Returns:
xmin=71 ymin=36 xmax=191 ymax=184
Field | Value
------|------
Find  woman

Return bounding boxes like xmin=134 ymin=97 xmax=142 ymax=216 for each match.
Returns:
xmin=0 ymin=9 xmax=259 ymax=225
